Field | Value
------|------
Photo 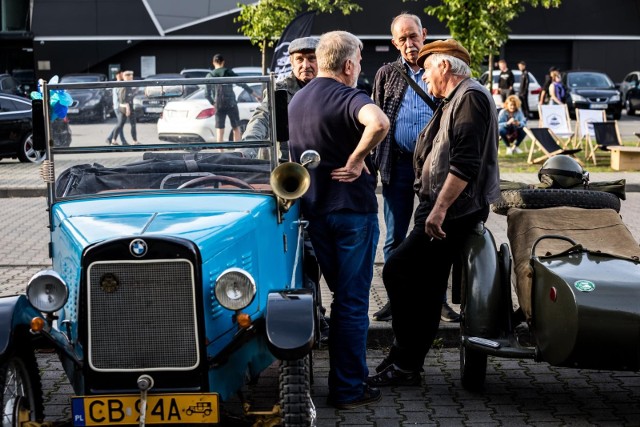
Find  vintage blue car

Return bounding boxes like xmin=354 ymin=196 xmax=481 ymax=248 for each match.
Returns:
xmin=0 ymin=75 xmax=319 ymax=426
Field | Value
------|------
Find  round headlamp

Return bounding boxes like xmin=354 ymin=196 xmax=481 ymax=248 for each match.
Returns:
xmin=26 ymin=270 xmax=69 ymax=313
xmin=215 ymin=268 xmax=256 ymax=311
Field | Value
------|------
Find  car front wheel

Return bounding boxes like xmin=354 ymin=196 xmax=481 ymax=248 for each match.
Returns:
xmin=626 ymin=99 xmax=636 ymax=116
xmin=17 ymin=133 xmax=45 ymax=164
xmin=279 ymin=357 xmax=315 ymax=427
xmin=0 ymin=350 xmax=45 ymax=426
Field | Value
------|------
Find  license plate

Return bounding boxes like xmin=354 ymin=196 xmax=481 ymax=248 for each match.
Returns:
xmin=145 ymin=107 xmax=163 ymax=113
xmin=68 ymin=108 xmax=80 ymax=113
xmin=71 ymin=393 xmax=219 ymax=426
xmin=590 ymin=103 xmax=607 ymax=109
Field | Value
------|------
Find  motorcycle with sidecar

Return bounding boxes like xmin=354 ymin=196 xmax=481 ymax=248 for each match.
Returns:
xmin=458 ymin=164 xmax=640 ymax=391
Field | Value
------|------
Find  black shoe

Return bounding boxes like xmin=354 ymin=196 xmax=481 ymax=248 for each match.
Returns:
xmin=366 ymin=364 xmax=421 ymax=387
xmin=375 ymin=355 xmax=394 ymax=373
xmin=441 ymin=302 xmax=460 ymax=323
xmin=373 ymin=301 xmax=392 ymax=321
xmin=328 ymin=385 xmax=382 ymax=410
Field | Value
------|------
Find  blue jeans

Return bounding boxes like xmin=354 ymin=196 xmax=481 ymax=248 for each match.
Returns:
xmin=382 ymin=156 xmax=415 ymax=261
xmin=107 ymin=109 xmax=127 ymax=144
xmin=499 ymin=126 xmax=526 ymax=147
xmin=307 ymin=211 xmax=379 ymax=402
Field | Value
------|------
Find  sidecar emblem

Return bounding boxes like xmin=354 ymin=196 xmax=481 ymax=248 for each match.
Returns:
xmin=574 ymin=280 xmax=595 ymax=292
xmin=130 ymin=239 xmax=148 ymax=257
xmin=100 ymin=273 xmax=119 ymax=293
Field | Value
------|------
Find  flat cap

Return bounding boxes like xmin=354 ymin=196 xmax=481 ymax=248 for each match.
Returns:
xmin=417 ymin=39 xmax=471 ymax=68
xmin=288 ymin=37 xmax=319 ymax=54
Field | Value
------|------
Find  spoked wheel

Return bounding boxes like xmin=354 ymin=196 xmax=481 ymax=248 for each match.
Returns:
xmin=279 ymin=356 xmax=315 ymax=427
xmin=460 ymin=335 xmax=488 ymax=392
xmin=0 ymin=350 xmax=44 ymax=426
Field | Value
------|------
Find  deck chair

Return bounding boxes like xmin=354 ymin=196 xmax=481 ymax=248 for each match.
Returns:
xmin=635 ymin=132 xmax=640 ymax=146
xmin=524 ymin=127 xmax=582 ymax=164
xmin=538 ymin=104 xmax=575 ymax=147
xmin=575 ymin=109 xmax=606 ymax=161
xmin=588 ymin=121 xmax=623 ymax=165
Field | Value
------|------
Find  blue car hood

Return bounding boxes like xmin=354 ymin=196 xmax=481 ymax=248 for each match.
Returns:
xmin=52 ymin=193 xmax=274 ymax=253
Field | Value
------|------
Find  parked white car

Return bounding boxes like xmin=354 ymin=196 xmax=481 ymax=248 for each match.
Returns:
xmin=479 ymin=70 xmax=541 ymax=117
xmin=157 ymin=83 xmax=262 ymax=142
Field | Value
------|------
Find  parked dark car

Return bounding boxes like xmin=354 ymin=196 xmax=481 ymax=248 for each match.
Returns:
xmin=0 ymin=73 xmax=24 ymax=96
xmin=132 ymin=73 xmax=197 ymax=121
xmin=0 ymin=93 xmax=71 ymax=163
xmin=11 ymin=69 xmax=36 ymax=97
xmin=59 ymin=73 xmax=111 ymax=122
xmin=619 ymin=70 xmax=640 ymax=116
xmin=563 ymin=70 xmax=622 ymax=120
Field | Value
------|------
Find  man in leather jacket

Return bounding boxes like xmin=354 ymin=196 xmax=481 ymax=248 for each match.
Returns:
xmin=368 ymin=39 xmax=500 ymax=388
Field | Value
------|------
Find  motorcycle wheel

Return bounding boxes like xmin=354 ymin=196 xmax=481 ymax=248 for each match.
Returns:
xmin=492 ymin=188 xmax=620 ymax=216
xmin=279 ymin=356 xmax=315 ymax=427
xmin=0 ymin=349 xmax=44 ymax=426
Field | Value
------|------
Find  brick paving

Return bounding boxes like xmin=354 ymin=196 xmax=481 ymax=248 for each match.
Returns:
xmin=2 ymin=165 xmax=640 ymax=426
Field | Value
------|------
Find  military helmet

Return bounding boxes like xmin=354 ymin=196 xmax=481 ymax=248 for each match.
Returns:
xmin=538 ymin=155 xmax=588 ymax=189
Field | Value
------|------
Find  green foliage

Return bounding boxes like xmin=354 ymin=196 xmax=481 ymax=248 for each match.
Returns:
xmin=413 ymin=0 xmax=561 ymax=75
xmin=236 ymin=0 xmax=362 ymax=49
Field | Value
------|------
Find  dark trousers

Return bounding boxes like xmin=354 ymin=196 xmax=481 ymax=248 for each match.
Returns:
xmin=383 ymin=211 xmax=484 ymax=371
xmin=519 ymin=94 xmax=530 ymax=118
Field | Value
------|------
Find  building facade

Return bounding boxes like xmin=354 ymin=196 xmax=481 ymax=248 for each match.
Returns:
xmin=1 ymin=0 xmax=639 ymax=84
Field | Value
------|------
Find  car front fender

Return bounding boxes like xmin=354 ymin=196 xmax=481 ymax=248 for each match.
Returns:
xmin=265 ymin=289 xmax=315 ymax=360
xmin=0 ymin=295 xmax=44 ymax=357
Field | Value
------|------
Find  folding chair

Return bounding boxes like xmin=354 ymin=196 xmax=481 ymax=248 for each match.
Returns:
xmin=575 ymin=108 xmax=606 ymax=162
xmin=635 ymin=132 xmax=640 ymax=146
xmin=524 ymin=127 xmax=582 ymax=164
xmin=588 ymin=121 xmax=623 ymax=165
xmin=538 ymin=104 xmax=575 ymax=147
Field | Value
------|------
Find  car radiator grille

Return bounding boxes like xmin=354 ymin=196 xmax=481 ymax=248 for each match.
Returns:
xmin=87 ymin=260 xmax=199 ymax=371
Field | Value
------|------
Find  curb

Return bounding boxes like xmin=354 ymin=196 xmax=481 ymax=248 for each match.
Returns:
xmin=367 ymin=319 xmax=461 ymax=349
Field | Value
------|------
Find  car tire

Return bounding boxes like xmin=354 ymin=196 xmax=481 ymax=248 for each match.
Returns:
xmin=613 ymin=111 xmax=622 ymax=120
xmin=227 ymin=120 xmax=249 ymax=142
xmin=0 ymin=349 xmax=45 ymax=424
xmin=626 ymin=99 xmax=636 ymax=116
xmin=279 ymin=356 xmax=315 ymax=427
xmin=17 ymin=133 xmax=45 ymax=164
xmin=491 ymin=188 xmax=621 ymax=216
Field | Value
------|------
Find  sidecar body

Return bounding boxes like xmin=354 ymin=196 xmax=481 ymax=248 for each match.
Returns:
xmin=460 ymin=206 xmax=640 ymax=390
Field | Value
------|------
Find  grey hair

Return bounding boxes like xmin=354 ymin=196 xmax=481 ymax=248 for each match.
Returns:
xmin=316 ymin=31 xmax=363 ymax=75
xmin=390 ymin=13 xmax=422 ymax=34
xmin=428 ymin=53 xmax=471 ymax=77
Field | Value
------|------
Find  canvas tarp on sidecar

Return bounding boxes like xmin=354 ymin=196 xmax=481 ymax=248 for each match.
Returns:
xmin=507 ymin=206 xmax=640 ymax=319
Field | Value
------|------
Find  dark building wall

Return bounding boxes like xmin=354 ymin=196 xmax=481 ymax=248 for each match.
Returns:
xmin=25 ymin=0 xmax=640 ymax=83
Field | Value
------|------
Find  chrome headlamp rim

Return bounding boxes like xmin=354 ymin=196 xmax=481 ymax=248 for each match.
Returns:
xmin=26 ymin=269 xmax=69 ymax=313
xmin=214 ymin=268 xmax=256 ymax=311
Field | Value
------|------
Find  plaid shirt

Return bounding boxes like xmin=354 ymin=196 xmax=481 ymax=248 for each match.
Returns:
xmin=372 ymin=58 xmax=427 ymax=184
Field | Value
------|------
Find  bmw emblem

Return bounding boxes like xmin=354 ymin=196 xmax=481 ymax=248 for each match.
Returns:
xmin=130 ymin=239 xmax=148 ymax=258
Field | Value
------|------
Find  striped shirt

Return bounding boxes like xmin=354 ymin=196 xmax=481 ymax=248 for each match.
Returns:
xmin=393 ymin=64 xmax=433 ymax=153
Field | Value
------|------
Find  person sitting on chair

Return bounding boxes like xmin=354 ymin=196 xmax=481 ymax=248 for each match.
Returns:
xmin=498 ymin=95 xmax=527 ymax=155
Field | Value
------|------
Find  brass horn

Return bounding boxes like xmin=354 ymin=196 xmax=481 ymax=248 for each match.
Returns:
xmin=270 ymin=162 xmax=311 ymax=211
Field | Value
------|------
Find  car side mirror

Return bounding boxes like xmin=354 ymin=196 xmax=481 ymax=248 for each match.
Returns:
xmin=274 ymin=89 xmax=288 ymax=142
xmin=32 ymin=99 xmax=46 ymax=151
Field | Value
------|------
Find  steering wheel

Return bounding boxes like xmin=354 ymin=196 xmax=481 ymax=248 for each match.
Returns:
xmin=177 ymin=174 xmax=255 ymax=190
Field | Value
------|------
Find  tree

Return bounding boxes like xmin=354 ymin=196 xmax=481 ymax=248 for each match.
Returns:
xmin=236 ymin=0 xmax=362 ymax=74
xmin=419 ymin=0 xmax=561 ymax=76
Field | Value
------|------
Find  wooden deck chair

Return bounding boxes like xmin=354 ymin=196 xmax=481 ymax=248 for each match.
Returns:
xmin=575 ymin=109 xmax=606 ymax=162
xmin=589 ymin=121 xmax=623 ymax=165
xmin=538 ymin=104 xmax=575 ymax=147
xmin=524 ymin=127 xmax=582 ymax=164
xmin=635 ymin=132 xmax=640 ymax=146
